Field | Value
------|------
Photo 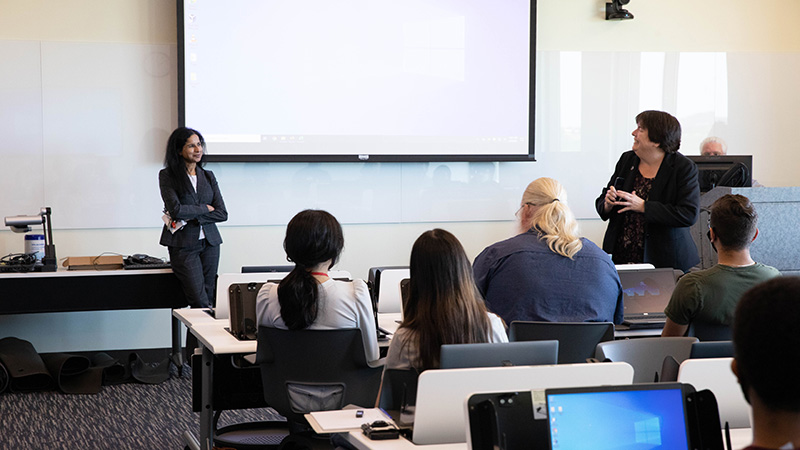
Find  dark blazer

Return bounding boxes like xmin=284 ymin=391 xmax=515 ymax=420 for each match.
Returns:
xmin=159 ymin=166 xmax=228 ymax=247
xmin=595 ymin=150 xmax=700 ymax=272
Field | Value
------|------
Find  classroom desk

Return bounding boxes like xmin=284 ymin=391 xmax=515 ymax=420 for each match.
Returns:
xmin=0 ymin=268 xmax=188 ymax=366
xmin=338 ymin=425 xmax=754 ymax=450
xmin=181 ymin=318 xmax=256 ymax=450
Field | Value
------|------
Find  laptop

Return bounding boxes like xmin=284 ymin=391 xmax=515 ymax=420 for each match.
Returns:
xmin=545 ymin=383 xmax=691 ymax=450
xmin=440 ymin=341 xmax=558 ymax=369
xmin=618 ymin=267 xmax=678 ymax=329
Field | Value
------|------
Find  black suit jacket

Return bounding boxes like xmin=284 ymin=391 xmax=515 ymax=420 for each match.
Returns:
xmin=159 ymin=166 xmax=228 ymax=247
xmin=595 ymin=151 xmax=700 ymax=272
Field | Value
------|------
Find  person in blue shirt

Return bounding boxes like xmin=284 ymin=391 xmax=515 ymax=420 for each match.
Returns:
xmin=473 ymin=177 xmax=623 ymax=326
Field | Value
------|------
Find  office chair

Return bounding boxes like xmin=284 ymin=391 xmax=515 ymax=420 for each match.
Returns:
xmin=687 ymin=322 xmax=732 ymax=341
xmin=509 ymin=321 xmax=614 ymax=364
xmin=439 ymin=340 xmax=558 ymax=369
xmin=595 ymin=336 xmax=698 ymax=383
xmin=689 ymin=340 xmax=734 ymax=359
xmin=255 ymin=327 xmax=383 ymax=427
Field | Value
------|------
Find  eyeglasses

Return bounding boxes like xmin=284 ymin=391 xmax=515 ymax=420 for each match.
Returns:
xmin=515 ymin=202 xmax=535 ymax=218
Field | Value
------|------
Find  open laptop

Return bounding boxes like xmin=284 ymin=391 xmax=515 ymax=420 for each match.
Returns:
xmin=618 ymin=267 xmax=678 ymax=329
xmin=440 ymin=341 xmax=558 ymax=369
xmin=545 ymin=383 xmax=690 ymax=450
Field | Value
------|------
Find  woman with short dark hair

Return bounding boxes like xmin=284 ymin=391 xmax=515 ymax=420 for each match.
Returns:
xmin=596 ymin=110 xmax=700 ymax=272
xmin=256 ymin=209 xmax=379 ymax=362
xmin=386 ymin=229 xmax=507 ymax=371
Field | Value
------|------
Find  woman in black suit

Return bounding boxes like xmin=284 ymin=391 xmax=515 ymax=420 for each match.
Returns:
xmin=159 ymin=127 xmax=228 ymax=308
xmin=596 ymin=111 xmax=700 ymax=272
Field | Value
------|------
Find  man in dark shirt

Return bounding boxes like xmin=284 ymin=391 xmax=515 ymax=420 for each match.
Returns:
xmin=733 ymin=277 xmax=800 ymax=449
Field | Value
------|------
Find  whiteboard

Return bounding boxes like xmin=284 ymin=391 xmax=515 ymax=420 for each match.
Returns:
xmin=2 ymin=40 xmax=799 ymax=227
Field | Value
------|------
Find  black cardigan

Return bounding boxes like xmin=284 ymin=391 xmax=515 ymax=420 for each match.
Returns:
xmin=595 ymin=150 xmax=700 ymax=272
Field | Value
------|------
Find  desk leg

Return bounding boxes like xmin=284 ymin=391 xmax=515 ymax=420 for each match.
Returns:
xmin=171 ymin=314 xmax=184 ymax=376
xmin=200 ymin=345 xmax=215 ymax=450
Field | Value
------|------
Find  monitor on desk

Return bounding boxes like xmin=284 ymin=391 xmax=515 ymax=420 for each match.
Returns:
xmin=687 ymin=155 xmax=752 ymax=193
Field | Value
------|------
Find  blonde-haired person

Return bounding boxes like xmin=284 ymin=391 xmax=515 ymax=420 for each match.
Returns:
xmin=473 ymin=177 xmax=623 ymax=325
xmin=385 ymin=229 xmax=507 ymax=371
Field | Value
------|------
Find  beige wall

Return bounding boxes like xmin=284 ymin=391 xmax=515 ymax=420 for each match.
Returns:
xmin=1 ymin=0 xmax=798 ymax=350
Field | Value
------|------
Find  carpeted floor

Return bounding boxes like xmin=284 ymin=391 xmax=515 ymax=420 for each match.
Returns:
xmin=0 ymin=362 xmax=283 ymax=449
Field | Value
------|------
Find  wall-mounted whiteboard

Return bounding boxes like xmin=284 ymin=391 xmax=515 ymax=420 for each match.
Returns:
xmin=2 ymin=40 xmax=799 ymax=228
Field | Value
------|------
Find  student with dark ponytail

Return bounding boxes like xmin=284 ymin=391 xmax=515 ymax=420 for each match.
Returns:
xmin=256 ymin=209 xmax=379 ymax=362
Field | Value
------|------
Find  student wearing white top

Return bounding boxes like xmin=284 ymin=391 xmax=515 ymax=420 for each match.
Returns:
xmin=385 ymin=229 xmax=508 ymax=371
xmin=255 ymin=209 xmax=379 ymax=363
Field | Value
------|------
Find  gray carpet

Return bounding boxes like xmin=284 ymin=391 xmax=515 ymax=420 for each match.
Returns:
xmin=0 ymin=362 xmax=284 ymax=449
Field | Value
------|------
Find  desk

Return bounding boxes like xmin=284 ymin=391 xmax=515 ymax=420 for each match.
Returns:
xmin=339 ymin=426 xmax=755 ymax=450
xmin=181 ymin=317 xmax=256 ymax=450
xmin=0 ymin=268 xmax=187 ymax=365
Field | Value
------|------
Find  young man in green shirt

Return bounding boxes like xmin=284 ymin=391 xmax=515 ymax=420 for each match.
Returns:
xmin=661 ymin=194 xmax=780 ymax=337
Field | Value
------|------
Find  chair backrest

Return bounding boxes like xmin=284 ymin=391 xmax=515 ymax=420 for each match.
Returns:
xmin=439 ymin=340 xmax=558 ymax=369
xmin=241 ymin=265 xmax=296 ymax=273
xmin=255 ymin=326 xmax=383 ymax=424
xmin=688 ymin=322 xmax=732 ymax=341
xmin=678 ymin=357 xmax=751 ymax=428
xmin=595 ymin=336 xmax=698 ymax=383
xmin=413 ymin=362 xmax=634 ymax=445
xmin=690 ymin=341 xmax=734 ymax=359
xmin=509 ymin=321 xmax=614 ymax=364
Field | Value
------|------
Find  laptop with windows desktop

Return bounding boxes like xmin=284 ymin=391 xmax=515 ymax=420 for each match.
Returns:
xmin=617 ymin=267 xmax=678 ymax=329
xmin=545 ymin=383 xmax=691 ymax=450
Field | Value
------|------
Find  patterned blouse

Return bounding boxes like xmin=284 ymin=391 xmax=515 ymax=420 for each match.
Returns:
xmin=613 ymin=171 xmax=653 ymax=264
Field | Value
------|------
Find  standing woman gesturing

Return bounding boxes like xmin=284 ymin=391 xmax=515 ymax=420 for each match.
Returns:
xmin=160 ymin=127 xmax=228 ymax=308
xmin=596 ymin=111 xmax=699 ymax=272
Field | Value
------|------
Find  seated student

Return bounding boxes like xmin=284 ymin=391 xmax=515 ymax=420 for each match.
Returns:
xmin=473 ymin=177 xmax=623 ymax=325
xmin=255 ymin=209 xmax=379 ymax=363
xmin=732 ymin=277 xmax=800 ymax=449
xmin=385 ymin=229 xmax=507 ymax=371
xmin=662 ymin=194 xmax=780 ymax=337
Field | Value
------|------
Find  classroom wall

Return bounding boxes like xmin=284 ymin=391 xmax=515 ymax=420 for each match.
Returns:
xmin=2 ymin=0 xmax=799 ymax=352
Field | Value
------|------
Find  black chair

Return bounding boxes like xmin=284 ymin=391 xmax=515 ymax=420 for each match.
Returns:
xmin=689 ymin=340 xmax=734 ymax=359
xmin=241 ymin=265 xmax=296 ymax=273
xmin=509 ymin=321 xmax=614 ymax=364
xmin=439 ymin=341 xmax=558 ymax=369
xmin=256 ymin=327 xmax=383 ymax=427
xmin=687 ymin=322 xmax=732 ymax=341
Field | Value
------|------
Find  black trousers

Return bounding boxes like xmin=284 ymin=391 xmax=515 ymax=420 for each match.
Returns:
xmin=168 ymin=239 xmax=220 ymax=309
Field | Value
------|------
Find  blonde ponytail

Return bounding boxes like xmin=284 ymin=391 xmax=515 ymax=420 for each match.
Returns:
xmin=521 ymin=178 xmax=583 ymax=259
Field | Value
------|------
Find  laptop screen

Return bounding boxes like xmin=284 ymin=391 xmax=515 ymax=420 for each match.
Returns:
xmin=618 ymin=268 xmax=677 ymax=316
xmin=545 ymin=384 xmax=689 ymax=450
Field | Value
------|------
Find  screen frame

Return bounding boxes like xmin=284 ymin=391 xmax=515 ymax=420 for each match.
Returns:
xmin=176 ymin=0 xmax=537 ymax=163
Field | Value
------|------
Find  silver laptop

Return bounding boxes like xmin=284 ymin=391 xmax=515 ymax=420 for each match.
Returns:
xmin=618 ymin=268 xmax=678 ymax=328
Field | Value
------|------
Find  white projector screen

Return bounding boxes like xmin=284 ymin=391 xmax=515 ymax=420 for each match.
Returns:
xmin=178 ymin=0 xmax=535 ymax=162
